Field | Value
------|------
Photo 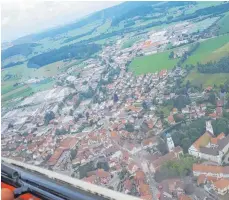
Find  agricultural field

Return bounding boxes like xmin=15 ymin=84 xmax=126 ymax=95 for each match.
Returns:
xmin=184 ymin=1 xmax=221 ymax=14
xmin=129 ymin=50 xmax=179 ymax=75
xmin=217 ymin=12 xmax=229 ymax=35
xmin=1 ymin=59 xmax=81 ymax=103
xmin=96 ymin=20 xmax=111 ymax=34
xmin=184 ymin=34 xmax=229 ymax=88
xmin=185 ymin=70 xmax=229 ymax=88
xmin=122 ymin=38 xmax=138 ymax=49
xmin=190 ymin=17 xmax=220 ymax=33
xmin=2 ymin=61 xmax=61 ymax=82
xmin=2 ymin=85 xmax=33 ymax=103
xmin=203 ymin=42 xmax=229 ymax=63
xmin=129 ymin=33 xmax=229 ymax=76
xmin=67 ymin=20 xmax=102 ymax=37
xmin=183 ymin=34 xmax=229 ymax=65
xmin=94 ymin=36 xmax=118 ymax=45
xmin=1 ymin=79 xmax=54 ymax=103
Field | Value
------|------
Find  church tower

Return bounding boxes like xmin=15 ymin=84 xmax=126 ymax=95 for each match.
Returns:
xmin=206 ymin=120 xmax=214 ymax=135
xmin=166 ymin=133 xmax=175 ymax=152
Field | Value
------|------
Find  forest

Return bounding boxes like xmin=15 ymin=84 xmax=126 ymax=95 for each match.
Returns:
xmin=2 ymin=61 xmax=24 ymax=69
xmin=197 ymin=56 xmax=229 ymax=73
xmin=1 ymin=43 xmax=40 ymax=61
xmin=27 ymin=43 xmax=101 ymax=68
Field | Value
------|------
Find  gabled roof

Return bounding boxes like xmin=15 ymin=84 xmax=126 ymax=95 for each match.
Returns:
xmin=213 ymin=179 xmax=229 ymax=190
xmin=142 ymin=137 xmax=157 ymax=147
xmin=135 ymin=170 xmax=145 ymax=181
xmin=179 ymin=194 xmax=192 ymax=200
xmin=218 ymin=135 xmax=229 ymax=151
xmin=197 ymin=174 xmax=206 ymax=185
xmin=193 ymin=164 xmax=229 ymax=174
xmin=168 ymin=115 xmax=175 ymax=123
xmin=48 ymin=148 xmax=65 ymax=166
xmin=59 ymin=137 xmax=78 ymax=149
xmin=193 ymin=132 xmax=211 ymax=150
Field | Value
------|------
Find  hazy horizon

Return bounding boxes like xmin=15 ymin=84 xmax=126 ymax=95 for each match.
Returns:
xmin=1 ymin=1 xmax=121 ymax=42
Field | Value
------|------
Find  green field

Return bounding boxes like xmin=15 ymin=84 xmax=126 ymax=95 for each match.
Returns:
xmin=129 ymin=34 xmax=229 ymax=75
xmin=2 ymin=61 xmax=63 ymax=83
xmin=1 ymin=59 xmax=81 ymax=104
xmin=2 ymin=85 xmax=33 ymax=102
xmin=186 ymin=70 xmax=229 ymax=88
xmin=129 ymin=50 xmax=179 ymax=75
xmin=218 ymin=12 xmax=229 ymax=34
xmin=122 ymin=38 xmax=139 ymax=49
xmin=184 ymin=34 xmax=229 ymax=65
xmin=203 ymin=42 xmax=229 ymax=63
xmin=2 ymin=79 xmax=54 ymax=103
xmin=184 ymin=34 xmax=229 ymax=88
xmin=96 ymin=20 xmax=111 ymax=34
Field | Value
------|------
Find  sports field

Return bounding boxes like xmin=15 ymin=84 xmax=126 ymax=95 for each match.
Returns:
xmin=129 ymin=50 xmax=179 ymax=75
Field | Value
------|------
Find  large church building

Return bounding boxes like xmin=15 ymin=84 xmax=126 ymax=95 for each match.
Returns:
xmin=188 ymin=121 xmax=229 ymax=165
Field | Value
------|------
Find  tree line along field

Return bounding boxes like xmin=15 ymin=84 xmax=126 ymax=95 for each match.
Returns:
xmin=183 ymin=34 xmax=229 ymax=65
xmin=129 ymin=33 xmax=229 ymax=75
xmin=184 ymin=34 xmax=229 ymax=88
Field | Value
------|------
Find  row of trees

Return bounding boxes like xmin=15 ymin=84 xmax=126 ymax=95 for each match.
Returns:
xmin=197 ymin=56 xmax=229 ymax=73
xmin=177 ymin=42 xmax=200 ymax=66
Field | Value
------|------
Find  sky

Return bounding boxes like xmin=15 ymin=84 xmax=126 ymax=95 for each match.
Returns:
xmin=1 ymin=0 xmax=121 ymax=42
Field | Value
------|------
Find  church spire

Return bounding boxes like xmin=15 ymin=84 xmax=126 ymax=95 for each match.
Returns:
xmin=206 ymin=120 xmax=214 ymax=135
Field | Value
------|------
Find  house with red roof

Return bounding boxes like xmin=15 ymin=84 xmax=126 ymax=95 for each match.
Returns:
xmin=150 ymin=146 xmax=183 ymax=173
xmin=123 ymin=179 xmax=132 ymax=194
xmin=134 ymin=170 xmax=146 ymax=185
xmin=193 ymin=164 xmax=229 ymax=179
xmin=128 ymin=161 xmax=140 ymax=174
xmin=212 ymin=178 xmax=229 ymax=195
xmin=141 ymin=137 xmax=158 ymax=149
xmin=168 ymin=115 xmax=175 ymax=125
